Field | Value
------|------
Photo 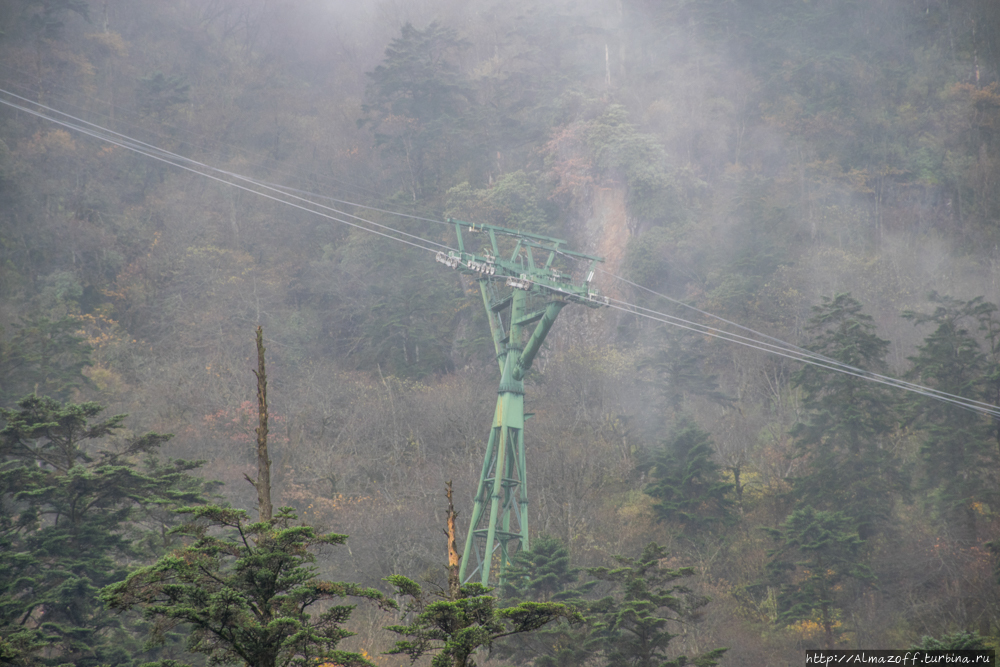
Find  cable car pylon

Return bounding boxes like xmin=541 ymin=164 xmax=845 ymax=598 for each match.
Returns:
xmin=435 ymin=219 xmax=608 ymax=586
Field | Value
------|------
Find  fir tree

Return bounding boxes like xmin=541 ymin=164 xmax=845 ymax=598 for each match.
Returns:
xmin=498 ymin=536 xmax=598 ymax=667
xmin=387 ymin=489 xmax=572 ymax=667
xmin=642 ymin=418 xmax=734 ymax=534
xmin=0 ymin=394 xmax=209 ymax=666
xmin=0 ymin=316 xmax=92 ymax=406
xmin=102 ymin=506 xmax=392 ymax=667
xmin=765 ymin=506 xmax=873 ymax=650
xmin=360 ymin=21 xmax=472 ymax=200
xmin=588 ymin=543 xmax=727 ymax=667
xmin=104 ymin=329 xmax=392 ymax=667
xmin=903 ymin=293 xmax=999 ymax=539
xmin=790 ymin=293 xmax=900 ymax=539
xmin=385 ymin=576 xmax=571 ymax=667
xmin=911 ymin=631 xmax=990 ymax=651
xmin=501 ymin=535 xmax=590 ymax=603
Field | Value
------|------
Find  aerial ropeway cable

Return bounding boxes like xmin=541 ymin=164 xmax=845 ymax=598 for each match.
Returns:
xmin=0 ymin=90 xmax=450 ymax=255
xmin=3 ymin=88 xmax=998 ymax=420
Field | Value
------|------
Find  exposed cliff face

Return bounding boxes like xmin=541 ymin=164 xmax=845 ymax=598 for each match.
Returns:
xmin=581 ymin=185 xmax=631 ymax=300
xmin=542 ymin=182 xmax=633 ymax=361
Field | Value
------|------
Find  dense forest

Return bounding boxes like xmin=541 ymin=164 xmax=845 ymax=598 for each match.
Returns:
xmin=3 ymin=0 xmax=1000 ymax=665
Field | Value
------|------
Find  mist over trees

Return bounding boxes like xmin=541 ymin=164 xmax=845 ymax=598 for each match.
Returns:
xmin=3 ymin=0 xmax=1000 ymax=664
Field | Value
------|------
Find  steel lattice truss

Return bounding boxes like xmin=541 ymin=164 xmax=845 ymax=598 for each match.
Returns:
xmin=435 ymin=220 xmax=607 ymax=585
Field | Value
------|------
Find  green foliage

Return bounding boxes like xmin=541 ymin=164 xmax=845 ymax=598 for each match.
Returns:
xmin=361 ymin=21 xmax=472 ymax=200
xmin=6 ymin=0 xmax=1000 ymax=658
xmin=385 ymin=576 xmax=570 ymax=667
xmin=789 ymin=294 xmax=901 ymax=539
xmin=585 ymin=106 xmax=684 ymax=225
xmin=0 ymin=316 xmax=92 ymax=406
xmin=588 ymin=543 xmax=727 ymax=667
xmin=497 ymin=536 xmax=598 ymax=667
xmin=103 ymin=505 xmax=394 ymax=667
xmin=911 ymin=631 xmax=990 ymax=651
xmin=0 ymin=395 xmax=208 ymax=666
xmin=705 ymin=171 xmax=793 ymax=320
xmin=643 ymin=418 xmax=734 ymax=533
xmin=501 ymin=535 xmax=591 ymax=603
xmin=37 ymin=269 xmax=83 ymax=313
xmin=903 ymin=293 xmax=999 ymax=538
xmin=0 ymin=627 xmax=47 ymax=666
xmin=0 ymin=274 xmax=95 ymax=406
xmin=765 ymin=506 xmax=873 ymax=650
xmin=446 ymin=171 xmax=551 ymax=233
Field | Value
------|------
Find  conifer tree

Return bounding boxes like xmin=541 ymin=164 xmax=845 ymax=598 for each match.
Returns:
xmin=765 ymin=506 xmax=873 ymax=650
xmin=903 ymin=293 xmax=999 ymax=539
xmin=642 ymin=418 xmax=734 ymax=534
xmin=385 ymin=577 xmax=572 ymax=667
xmin=790 ymin=293 xmax=899 ymax=538
xmin=0 ymin=394 xmax=208 ymax=666
xmin=587 ymin=543 xmax=727 ymax=667
xmin=103 ymin=327 xmax=393 ymax=667
xmin=103 ymin=505 xmax=393 ymax=667
xmin=911 ymin=631 xmax=990 ymax=651
xmin=385 ymin=489 xmax=571 ymax=667
xmin=498 ymin=536 xmax=598 ymax=667
xmin=0 ymin=316 xmax=92 ymax=406
xmin=501 ymin=535 xmax=588 ymax=603
xmin=360 ymin=21 xmax=472 ymax=200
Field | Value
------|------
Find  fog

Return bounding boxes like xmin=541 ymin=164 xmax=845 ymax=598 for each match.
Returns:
xmin=2 ymin=0 xmax=1000 ymax=664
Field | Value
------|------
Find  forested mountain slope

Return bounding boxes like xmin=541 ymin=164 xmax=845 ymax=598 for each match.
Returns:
xmin=2 ymin=0 xmax=1000 ymax=664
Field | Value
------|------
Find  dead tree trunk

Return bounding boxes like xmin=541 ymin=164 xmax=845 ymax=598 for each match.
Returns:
xmin=446 ymin=481 xmax=461 ymax=600
xmin=252 ymin=325 xmax=272 ymax=522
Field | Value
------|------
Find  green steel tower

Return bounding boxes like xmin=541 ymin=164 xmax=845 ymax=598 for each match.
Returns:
xmin=435 ymin=220 xmax=607 ymax=585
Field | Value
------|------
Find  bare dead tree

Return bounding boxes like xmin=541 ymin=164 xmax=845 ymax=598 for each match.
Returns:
xmin=446 ymin=481 xmax=460 ymax=600
xmin=245 ymin=325 xmax=273 ymax=522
